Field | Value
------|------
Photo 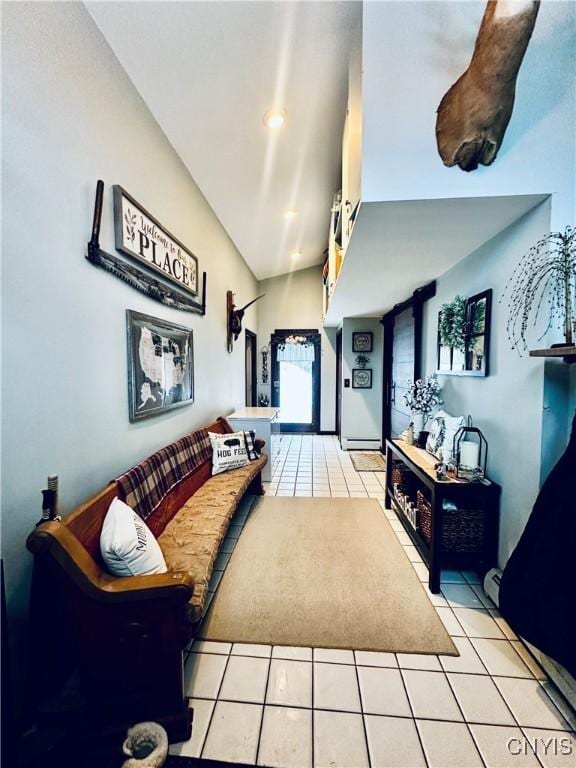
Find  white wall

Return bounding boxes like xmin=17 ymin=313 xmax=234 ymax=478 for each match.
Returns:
xmin=421 ymin=201 xmax=555 ymax=567
xmin=341 ymin=317 xmax=383 ymax=446
xmin=361 ymin=1 xmax=576 ymax=229
xmin=257 ymin=266 xmax=336 ymax=432
xmin=1 ymin=1 xmax=257 ymax=680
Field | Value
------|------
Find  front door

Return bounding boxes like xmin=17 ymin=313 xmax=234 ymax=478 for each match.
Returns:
xmin=270 ymin=329 xmax=321 ymax=433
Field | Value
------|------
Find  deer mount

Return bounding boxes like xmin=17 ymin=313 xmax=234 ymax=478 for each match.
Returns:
xmin=227 ymin=290 xmax=265 ymax=352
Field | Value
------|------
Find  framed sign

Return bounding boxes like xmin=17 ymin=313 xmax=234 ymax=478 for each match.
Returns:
xmin=352 ymin=332 xmax=373 ymax=353
xmin=114 ymin=186 xmax=199 ymax=297
xmin=352 ymin=368 xmax=372 ymax=389
xmin=126 ymin=310 xmax=194 ymax=422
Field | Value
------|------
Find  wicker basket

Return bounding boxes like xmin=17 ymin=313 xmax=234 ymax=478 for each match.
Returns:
xmin=417 ymin=490 xmax=485 ymax=553
xmin=391 ymin=459 xmax=414 ymax=495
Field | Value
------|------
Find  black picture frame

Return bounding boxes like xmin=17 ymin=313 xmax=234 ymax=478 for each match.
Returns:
xmin=126 ymin=310 xmax=194 ymax=422
xmin=437 ymin=289 xmax=492 ymax=377
xmin=352 ymin=331 xmax=373 ymax=353
xmin=352 ymin=368 xmax=372 ymax=389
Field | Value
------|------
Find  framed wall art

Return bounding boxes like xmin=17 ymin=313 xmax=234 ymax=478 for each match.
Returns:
xmin=114 ymin=186 xmax=199 ymax=297
xmin=352 ymin=368 xmax=373 ymax=389
xmin=352 ymin=331 xmax=373 ymax=353
xmin=437 ymin=289 xmax=492 ymax=377
xmin=126 ymin=310 xmax=194 ymax=422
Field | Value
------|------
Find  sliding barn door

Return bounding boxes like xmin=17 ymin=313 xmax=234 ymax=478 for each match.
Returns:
xmin=382 ymin=285 xmax=435 ymax=442
xmin=389 ymin=304 xmax=417 ymax=438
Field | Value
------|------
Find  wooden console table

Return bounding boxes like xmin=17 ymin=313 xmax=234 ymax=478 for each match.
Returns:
xmin=385 ymin=439 xmax=500 ymax=593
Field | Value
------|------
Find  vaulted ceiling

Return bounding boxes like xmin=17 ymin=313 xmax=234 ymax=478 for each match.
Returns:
xmin=87 ymin=1 xmax=360 ymax=280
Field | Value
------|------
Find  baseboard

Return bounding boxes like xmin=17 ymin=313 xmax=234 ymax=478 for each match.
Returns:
xmin=485 ymin=569 xmax=576 ymax=709
xmin=341 ymin=437 xmax=381 ymax=451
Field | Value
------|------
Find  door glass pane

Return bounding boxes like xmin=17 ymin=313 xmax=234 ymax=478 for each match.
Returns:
xmin=279 ymin=360 xmax=312 ymax=424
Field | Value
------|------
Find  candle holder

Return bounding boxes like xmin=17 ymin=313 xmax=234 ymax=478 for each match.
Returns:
xmin=452 ymin=416 xmax=488 ymax=481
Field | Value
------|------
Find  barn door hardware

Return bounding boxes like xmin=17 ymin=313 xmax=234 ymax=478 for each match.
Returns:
xmin=87 ymin=180 xmax=207 ymax=315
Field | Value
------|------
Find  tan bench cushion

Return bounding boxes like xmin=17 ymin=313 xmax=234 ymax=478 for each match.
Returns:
xmin=158 ymin=454 xmax=267 ymax=619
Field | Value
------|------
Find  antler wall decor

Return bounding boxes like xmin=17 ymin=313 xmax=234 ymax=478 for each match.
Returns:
xmin=436 ymin=0 xmax=540 ymax=172
xmin=226 ymin=291 xmax=265 ymax=352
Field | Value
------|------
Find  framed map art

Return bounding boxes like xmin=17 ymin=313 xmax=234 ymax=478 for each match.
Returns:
xmin=126 ymin=310 xmax=194 ymax=422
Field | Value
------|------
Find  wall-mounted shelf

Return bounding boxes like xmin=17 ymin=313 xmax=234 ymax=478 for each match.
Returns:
xmin=529 ymin=346 xmax=576 ymax=364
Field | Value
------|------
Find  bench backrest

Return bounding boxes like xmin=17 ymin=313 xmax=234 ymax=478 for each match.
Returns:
xmin=64 ymin=417 xmax=232 ymax=562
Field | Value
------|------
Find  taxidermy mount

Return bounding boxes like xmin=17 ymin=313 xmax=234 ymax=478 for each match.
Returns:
xmin=227 ymin=290 xmax=265 ymax=352
xmin=436 ymin=0 xmax=540 ymax=171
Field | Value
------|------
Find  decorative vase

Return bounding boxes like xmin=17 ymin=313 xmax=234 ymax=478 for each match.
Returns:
xmin=122 ymin=722 xmax=168 ymax=768
xmin=411 ymin=413 xmax=425 ymax=434
xmin=416 ymin=430 xmax=429 ymax=449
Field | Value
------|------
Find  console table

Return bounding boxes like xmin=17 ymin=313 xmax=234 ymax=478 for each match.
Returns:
xmin=385 ymin=439 xmax=500 ymax=593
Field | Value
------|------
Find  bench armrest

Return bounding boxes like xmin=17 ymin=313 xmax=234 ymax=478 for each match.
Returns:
xmin=27 ymin=522 xmax=194 ymax=605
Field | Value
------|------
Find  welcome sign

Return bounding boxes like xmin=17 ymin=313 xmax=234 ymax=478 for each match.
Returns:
xmin=113 ymin=186 xmax=199 ymax=296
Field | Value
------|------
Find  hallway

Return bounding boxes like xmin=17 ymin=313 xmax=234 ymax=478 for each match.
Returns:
xmin=174 ymin=436 xmax=575 ymax=767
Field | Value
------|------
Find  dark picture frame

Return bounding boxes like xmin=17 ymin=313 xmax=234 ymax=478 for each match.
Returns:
xmin=437 ymin=289 xmax=492 ymax=377
xmin=126 ymin=310 xmax=194 ymax=422
xmin=352 ymin=331 xmax=373 ymax=353
xmin=352 ymin=368 xmax=373 ymax=389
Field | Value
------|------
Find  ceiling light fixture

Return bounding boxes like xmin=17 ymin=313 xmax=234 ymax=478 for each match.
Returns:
xmin=291 ymin=249 xmax=302 ymax=259
xmin=284 ymin=209 xmax=298 ymax=220
xmin=263 ymin=110 xmax=285 ymax=129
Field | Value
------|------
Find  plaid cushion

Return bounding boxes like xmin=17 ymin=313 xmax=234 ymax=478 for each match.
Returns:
xmin=243 ymin=430 xmax=259 ymax=461
xmin=117 ymin=428 xmax=211 ymax=522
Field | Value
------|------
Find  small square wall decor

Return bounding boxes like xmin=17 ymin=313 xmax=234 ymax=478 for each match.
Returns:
xmin=352 ymin=331 xmax=373 ymax=353
xmin=352 ymin=368 xmax=372 ymax=389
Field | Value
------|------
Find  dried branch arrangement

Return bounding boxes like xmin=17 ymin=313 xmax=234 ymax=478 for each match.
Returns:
xmin=502 ymin=226 xmax=576 ymax=354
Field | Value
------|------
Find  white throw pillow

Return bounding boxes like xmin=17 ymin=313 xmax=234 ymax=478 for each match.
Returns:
xmin=426 ymin=410 xmax=466 ymax=461
xmin=100 ymin=498 xmax=167 ymax=577
xmin=209 ymin=431 xmax=250 ymax=475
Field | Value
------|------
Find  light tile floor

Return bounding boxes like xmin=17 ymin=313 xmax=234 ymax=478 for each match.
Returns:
xmin=172 ymin=435 xmax=575 ymax=767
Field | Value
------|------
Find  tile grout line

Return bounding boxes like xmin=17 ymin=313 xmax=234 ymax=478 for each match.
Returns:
xmin=396 ymin=664 xmax=430 ymax=768
xmin=197 ymin=643 xmax=234 ymax=760
xmin=253 ymin=653 xmax=273 ymax=767
xmin=183 ymin=691 xmax=576 ymax=732
xmin=352 ymin=655 xmax=373 ymax=768
xmin=441 ymin=666 xmax=489 ymax=768
xmin=187 ymin=651 xmax=557 ymax=684
xmin=311 ymin=642 xmax=315 ymax=768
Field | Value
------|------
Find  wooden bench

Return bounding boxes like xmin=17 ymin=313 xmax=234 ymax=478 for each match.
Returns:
xmin=26 ymin=417 xmax=267 ymax=741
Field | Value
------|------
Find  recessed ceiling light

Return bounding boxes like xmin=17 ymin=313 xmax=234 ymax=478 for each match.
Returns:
xmin=291 ymin=249 xmax=302 ymax=259
xmin=284 ymin=209 xmax=298 ymax=220
xmin=263 ymin=110 xmax=285 ymax=129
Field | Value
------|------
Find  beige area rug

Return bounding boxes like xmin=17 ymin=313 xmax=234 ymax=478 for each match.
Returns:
xmin=200 ymin=497 xmax=457 ymax=655
xmin=350 ymin=451 xmax=387 ymax=472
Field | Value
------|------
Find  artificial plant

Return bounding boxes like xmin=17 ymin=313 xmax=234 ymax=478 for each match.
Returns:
xmin=403 ymin=375 xmax=442 ymax=426
xmin=439 ymin=295 xmax=467 ymax=350
xmin=502 ymin=226 xmax=576 ymax=354
xmin=354 ymin=355 xmax=370 ymax=368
